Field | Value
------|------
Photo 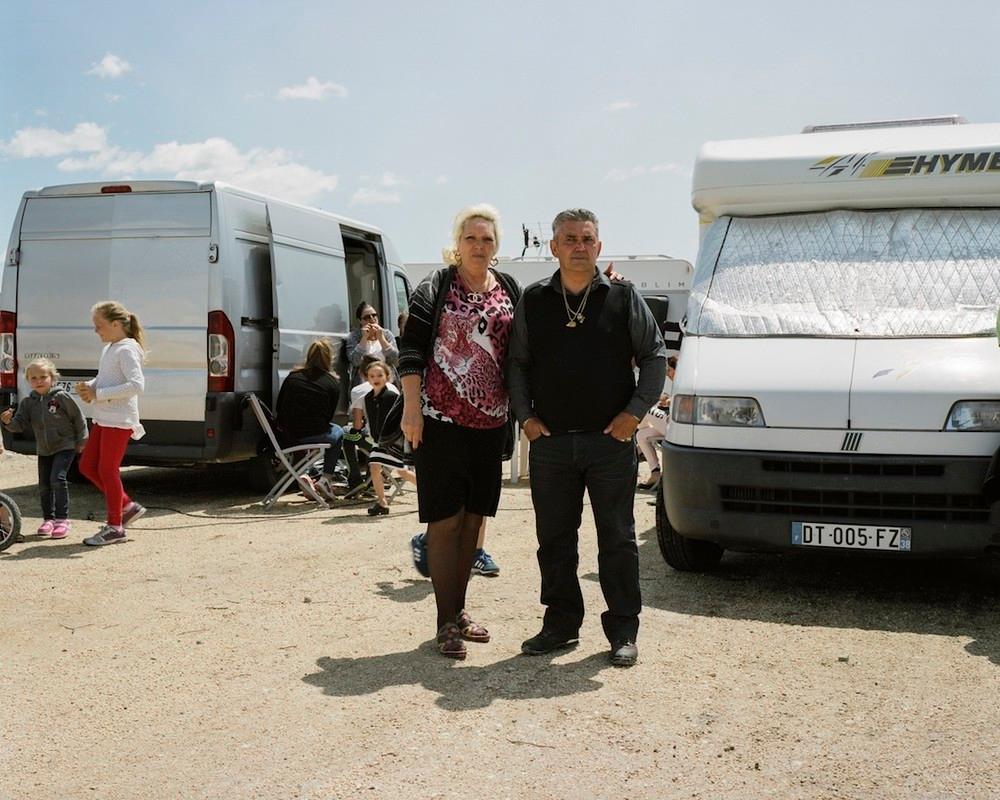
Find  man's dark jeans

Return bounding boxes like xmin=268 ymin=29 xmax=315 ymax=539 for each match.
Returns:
xmin=528 ymin=431 xmax=641 ymax=643
xmin=38 ymin=449 xmax=76 ymax=520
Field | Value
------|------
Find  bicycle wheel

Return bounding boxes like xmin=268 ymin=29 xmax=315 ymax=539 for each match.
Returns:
xmin=0 ymin=491 xmax=22 ymax=552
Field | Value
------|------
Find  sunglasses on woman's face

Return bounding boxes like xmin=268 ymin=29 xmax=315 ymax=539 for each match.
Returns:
xmin=362 ymin=313 xmax=378 ymax=321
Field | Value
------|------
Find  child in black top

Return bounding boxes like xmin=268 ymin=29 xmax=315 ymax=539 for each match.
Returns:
xmin=362 ymin=360 xmax=415 ymax=515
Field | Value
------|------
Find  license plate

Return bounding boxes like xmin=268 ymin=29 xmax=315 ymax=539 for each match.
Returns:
xmin=791 ymin=521 xmax=911 ymax=552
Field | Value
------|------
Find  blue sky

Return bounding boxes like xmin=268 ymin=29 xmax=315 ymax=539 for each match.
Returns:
xmin=4 ymin=0 xmax=1000 ymax=265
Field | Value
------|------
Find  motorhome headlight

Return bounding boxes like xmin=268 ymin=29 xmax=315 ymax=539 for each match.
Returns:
xmin=672 ymin=395 xmax=765 ymax=426
xmin=672 ymin=394 xmax=695 ymax=424
xmin=944 ymin=401 xmax=1000 ymax=431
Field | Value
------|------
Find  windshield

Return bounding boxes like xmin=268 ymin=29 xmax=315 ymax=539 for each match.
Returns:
xmin=687 ymin=208 xmax=1000 ymax=338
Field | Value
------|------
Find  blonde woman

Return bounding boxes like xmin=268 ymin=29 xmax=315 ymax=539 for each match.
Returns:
xmin=398 ymin=204 xmax=520 ymax=659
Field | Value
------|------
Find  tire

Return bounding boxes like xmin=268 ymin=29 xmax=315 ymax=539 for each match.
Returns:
xmin=0 ymin=492 xmax=22 ymax=553
xmin=246 ymin=449 xmax=281 ymax=493
xmin=655 ymin=480 xmax=723 ymax=571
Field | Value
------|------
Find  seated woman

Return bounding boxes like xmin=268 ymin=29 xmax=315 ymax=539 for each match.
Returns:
xmin=346 ymin=302 xmax=399 ymax=387
xmin=361 ymin=360 xmax=415 ymax=515
xmin=275 ymin=338 xmax=344 ymax=499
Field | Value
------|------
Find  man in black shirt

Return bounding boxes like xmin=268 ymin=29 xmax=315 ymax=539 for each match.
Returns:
xmin=506 ymin=208 xmax=667 ymax=667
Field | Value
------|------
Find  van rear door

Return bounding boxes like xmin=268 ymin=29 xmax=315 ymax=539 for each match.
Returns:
xmin=266 ymin=204 xmax=350 ymax=400
xmin=15 ymin=190 xmax=211 ymax=432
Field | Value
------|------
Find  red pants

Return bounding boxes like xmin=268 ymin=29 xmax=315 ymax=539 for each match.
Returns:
xmin=79 ymin=423 xmax=133 ymax=526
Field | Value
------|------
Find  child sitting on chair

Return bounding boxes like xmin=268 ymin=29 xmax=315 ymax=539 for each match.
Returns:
xmin=361 ymin=360 xmax=415 ymax=516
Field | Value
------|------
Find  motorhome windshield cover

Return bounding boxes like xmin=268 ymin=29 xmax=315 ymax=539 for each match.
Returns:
xmin=686 ymin=208 xmax=1000 ymax=338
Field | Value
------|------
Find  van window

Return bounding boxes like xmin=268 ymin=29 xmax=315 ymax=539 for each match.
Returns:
xmin=689 ymin=208 xmax=1000 ymax=338
xmin=394 ymin=273 xmax=411 ymax=315
xmin=272 ymin=244 xmax=349 ymax=333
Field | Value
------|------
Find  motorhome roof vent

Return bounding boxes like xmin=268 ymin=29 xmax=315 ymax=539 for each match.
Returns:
xmin=802 ymin=115 xmax=967 ymax=134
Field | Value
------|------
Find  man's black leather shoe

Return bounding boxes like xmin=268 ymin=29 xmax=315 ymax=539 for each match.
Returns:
xmin=521 ymin=628 xmax=579 ymax=655
xmin=609 ymin=640 xmax=638 ymax=667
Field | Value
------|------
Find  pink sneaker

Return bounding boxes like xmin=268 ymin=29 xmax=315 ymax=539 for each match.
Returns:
xmin=50 ymin=519 xmax=70 ymax=539
xmin=36 ymin=520 xmax=54 ymax=536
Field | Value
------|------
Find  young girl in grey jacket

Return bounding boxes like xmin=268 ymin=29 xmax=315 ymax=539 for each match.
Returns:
xmin=0 ymin=358 xmax=88 ymax=539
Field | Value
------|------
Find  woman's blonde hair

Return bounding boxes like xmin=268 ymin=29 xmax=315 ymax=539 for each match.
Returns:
xmin=25 ymin=358 xmax=59 ymax=382
xmin=296 ymin=337 xmax=338 ymax=380
xmin=442 ymin=203 xmax=502 ymax=267
xmin=92 ymin=300 xmax=147 ymax=354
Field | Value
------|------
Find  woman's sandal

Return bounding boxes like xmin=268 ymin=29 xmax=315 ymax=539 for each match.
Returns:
xmin=456 ymin=610 xmax=490 ymax=643
xmin=436 ymin=623 xmax=467 ymax=659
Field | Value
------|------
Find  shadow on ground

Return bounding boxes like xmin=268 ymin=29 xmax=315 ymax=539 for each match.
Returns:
xmin=582 ymin=523 xmax=1000 ymax=665
xmin=303 ymin=645 xmax=611 ymax=710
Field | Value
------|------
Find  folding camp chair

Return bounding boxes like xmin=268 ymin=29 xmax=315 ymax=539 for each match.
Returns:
xmin=247 ymin=393 xmax=332 ymax=509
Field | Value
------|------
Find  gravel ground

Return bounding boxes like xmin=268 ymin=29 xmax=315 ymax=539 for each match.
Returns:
xmin=2 ymin=449 xmax=999 ymax=800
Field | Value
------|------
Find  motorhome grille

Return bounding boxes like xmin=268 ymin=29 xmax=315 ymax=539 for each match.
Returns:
xmin=762 ymin=459 xmax=943 ymax=477
xmin=720 ymin=485 xmax=990 ymax=522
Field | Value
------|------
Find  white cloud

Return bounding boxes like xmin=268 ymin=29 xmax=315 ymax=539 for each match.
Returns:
xmin=87 ymin=53 xmax=132 ymax=79
xmin=105 ymin=94 xmax=122 ymax=103
xmin=650 ymin=162 xmax=688 ymax=176
xmin=1 ymin=122 xmax=109 ymax=158
xmin=61 ymin=138 xmax=338 ymax=204
xmin=607 ymin=100 xmax=638 ymax=111
xmin=34 ymin=109 xmax=47 ymax=117
xmin=350 ymin=187 xmax=401 ymax=206
xmin=359 ymin=171 xmax=406 ymax=188
xmin=2 ymin=123 xmax=337 ymax=205
xmin=277 ymin=76 xmax=348 ymax=101
xmin=435 ymin=175 xmax=448 ymax=185
xmin=605 ymin=162 xmax=689 ymax=182
xmin=350 ymin=171 xmax=407 ymax=205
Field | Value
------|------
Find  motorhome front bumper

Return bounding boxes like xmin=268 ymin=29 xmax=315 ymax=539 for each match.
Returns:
xmin=661 ymin=442 xmax=1000 ymax=556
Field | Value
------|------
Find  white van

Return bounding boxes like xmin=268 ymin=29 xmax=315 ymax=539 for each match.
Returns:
xmin=0 ymin=180 xmax=412 ymax=486
xmin=660 ymin=116 xmax=1000 ymax=569
xmin=407 ymin=255 xmax=692 ymax=353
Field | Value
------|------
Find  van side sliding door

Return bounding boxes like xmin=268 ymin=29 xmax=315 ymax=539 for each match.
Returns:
xmin=265 ymin=205 xmax=350 ymax=402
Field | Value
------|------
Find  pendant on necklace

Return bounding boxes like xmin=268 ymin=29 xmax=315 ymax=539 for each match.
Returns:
xmin=467 ymin=291 xmax=484 ymax=303
xmin=566 ymin=319 xmax=577 ymax=328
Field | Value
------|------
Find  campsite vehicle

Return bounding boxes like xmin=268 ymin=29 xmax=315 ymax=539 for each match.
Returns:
xmin=407 ymin=255 xmax=692 ymax=353
xmin=0 ymin=181 xmax=412 ymax=487
xmin=660 ymin=116 xmax=1000 ymax=570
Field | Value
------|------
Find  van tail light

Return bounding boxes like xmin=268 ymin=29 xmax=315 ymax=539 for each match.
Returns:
xmin=0 ymin=310 xmax=15 ymax=390
xmin=207 ymin=311 xmax=235 ymax=393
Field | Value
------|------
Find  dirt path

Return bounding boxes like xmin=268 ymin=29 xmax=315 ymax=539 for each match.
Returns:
xmin=2 ymin=450 xmax=999 ymax=799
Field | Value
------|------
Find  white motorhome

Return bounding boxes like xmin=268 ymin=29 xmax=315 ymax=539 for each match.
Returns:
xmin=660 ymin=116 xmax=1000 ymax=570
xmin=0 ymin=181 xmax=412 ymax=486
xmin=407 ymin=255 xmax=692 ymax=353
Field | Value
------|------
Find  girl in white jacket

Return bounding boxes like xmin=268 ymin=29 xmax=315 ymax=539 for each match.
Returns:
xmin=76 ymin=301 xmax=147 ymax=546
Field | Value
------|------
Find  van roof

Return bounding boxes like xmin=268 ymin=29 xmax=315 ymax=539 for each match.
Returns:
xmin=24 ymin=180 xmax=383 ymax=237
xmin=693 ymin=120 xmax=1000 ymax=222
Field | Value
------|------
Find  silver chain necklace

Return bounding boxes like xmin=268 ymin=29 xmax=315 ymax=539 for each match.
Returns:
xmin=459 ymin=270 xmax=493 ymax=304
xmin=561 ymin=276 xmax=594 ymax=328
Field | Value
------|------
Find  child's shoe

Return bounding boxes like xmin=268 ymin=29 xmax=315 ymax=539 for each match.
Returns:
xmin=49 ymin=519 xmax=70 ymax=539
xmin=36 ymin=520 xmax=54 ymax=536
xmin=83 ymin=524 xmax=127 ymax=546
xmin=121 ymin=502 xmax=147 ymax=528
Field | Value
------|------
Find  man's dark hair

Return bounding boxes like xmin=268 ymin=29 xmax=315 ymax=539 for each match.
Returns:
xmin=551 ymin=208 xmax=599 ymax=238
